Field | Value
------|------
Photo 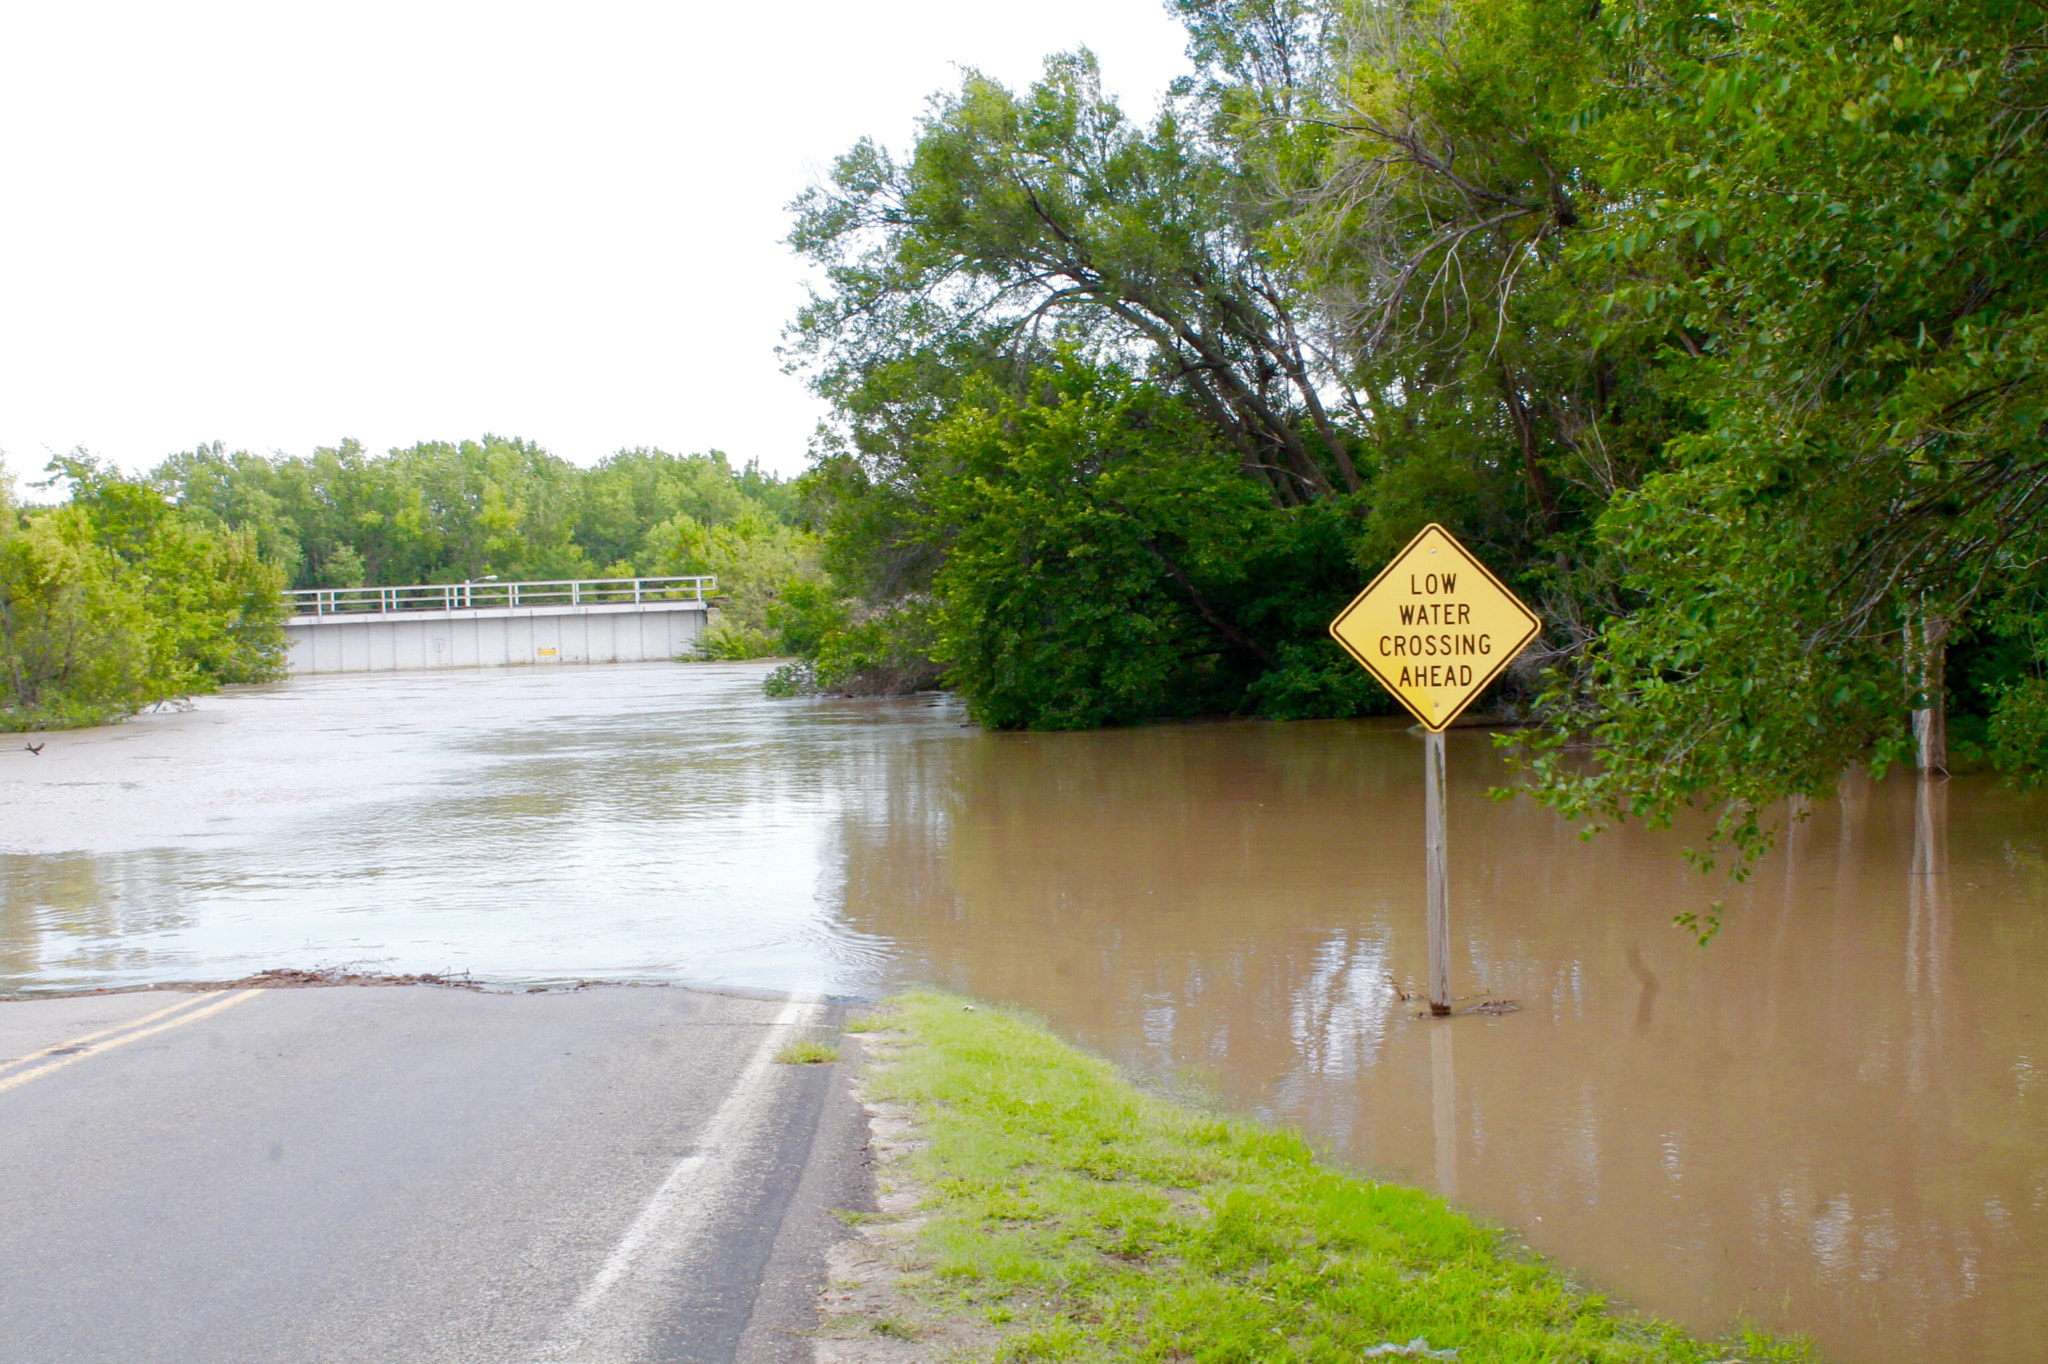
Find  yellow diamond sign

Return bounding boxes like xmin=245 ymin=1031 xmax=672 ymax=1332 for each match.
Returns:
xmin=1329 ymin=523 xmax=1540 ymax=732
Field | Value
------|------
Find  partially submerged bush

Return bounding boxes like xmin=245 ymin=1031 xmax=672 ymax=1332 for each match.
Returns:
xmin=1 ymin=457 xmax=287 ymax=731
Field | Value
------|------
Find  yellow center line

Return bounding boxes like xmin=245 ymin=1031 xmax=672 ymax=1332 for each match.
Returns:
xmin=0 ymin=989 xmax=264 ymax=1096
xmin=0 ymin=993 xmax=220 ymax=1077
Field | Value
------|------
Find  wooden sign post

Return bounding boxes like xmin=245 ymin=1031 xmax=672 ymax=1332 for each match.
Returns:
xmin=1329 ymin=523 xmax=1540 ymax=1015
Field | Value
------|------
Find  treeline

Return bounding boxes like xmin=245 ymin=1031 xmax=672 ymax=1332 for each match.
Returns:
xmin=155 ymin=437 xmax=820 ymax=658
xmin=778 ymin=0 xmax=2048 ymax=858
xmin=1 ymin=439 xmax=819 ymax=729
xmin=155 ymin=437 xmax=804 ymax=592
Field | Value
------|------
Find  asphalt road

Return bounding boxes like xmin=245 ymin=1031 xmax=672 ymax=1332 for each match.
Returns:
xmin=0 ymin=984 xmax=871 ymax=1364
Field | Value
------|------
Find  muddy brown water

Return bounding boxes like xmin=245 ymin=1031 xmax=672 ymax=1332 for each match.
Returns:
xmin=3 ymin=663 xmax=2043 ymax=1362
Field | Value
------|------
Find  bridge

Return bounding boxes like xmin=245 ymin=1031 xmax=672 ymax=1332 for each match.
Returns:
xmin=282 ymin=577 xmax=717 ymax=675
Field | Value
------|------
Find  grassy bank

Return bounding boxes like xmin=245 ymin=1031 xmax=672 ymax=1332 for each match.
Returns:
xmin=842 ymin=992 xmax=1807 ymax=1363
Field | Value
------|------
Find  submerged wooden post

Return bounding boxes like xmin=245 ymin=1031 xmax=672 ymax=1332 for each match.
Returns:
xmin=1425 ymin=728 xmax=1451 ymax=1016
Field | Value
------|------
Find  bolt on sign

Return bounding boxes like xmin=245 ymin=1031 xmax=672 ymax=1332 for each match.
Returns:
xmin=1328 ymin=523 xmax=1540 ymax=732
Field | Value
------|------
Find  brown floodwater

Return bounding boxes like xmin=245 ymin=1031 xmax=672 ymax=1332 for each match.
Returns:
xmin=826 ymin=713 xmax=2048 ymax=1363
xmin=3 ymin=664 xmax=2044 ymax=1361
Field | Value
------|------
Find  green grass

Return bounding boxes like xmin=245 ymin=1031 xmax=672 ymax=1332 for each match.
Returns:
xmin=774 ymin=1035 xmax=841 ymax=1065
xmin=865 ymin=992 xmax=1811 ymax=1364
xmin=841 ymin=1010 xmax=901 ymax=1034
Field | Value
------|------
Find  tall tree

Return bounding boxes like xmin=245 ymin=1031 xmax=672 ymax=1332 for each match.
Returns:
xmin=787 ymin=45 xmax=1359 ymax=506
xmin=1495 ymin=0 xmax=2048 ymax=887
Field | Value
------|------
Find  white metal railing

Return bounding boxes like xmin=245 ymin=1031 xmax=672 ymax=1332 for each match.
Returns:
xmin=285 ymin=576 xmax=717 ymax=617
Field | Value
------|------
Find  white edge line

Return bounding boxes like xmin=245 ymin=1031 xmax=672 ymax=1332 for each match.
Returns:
xmin=548 ymin=990 xmax=823 ymax=1345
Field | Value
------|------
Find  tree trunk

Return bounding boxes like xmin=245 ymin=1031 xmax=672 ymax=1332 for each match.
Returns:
xmin=1499 ymin=361 xmax=1562 ymax=537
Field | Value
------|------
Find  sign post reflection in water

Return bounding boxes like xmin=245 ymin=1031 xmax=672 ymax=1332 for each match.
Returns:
xmin=1329 ymin=523 xmax=1541 ymax=1015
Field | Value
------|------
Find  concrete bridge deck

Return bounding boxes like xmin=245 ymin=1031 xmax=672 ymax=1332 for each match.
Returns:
xmin=283 ymin=576 xmax=715 ymax=674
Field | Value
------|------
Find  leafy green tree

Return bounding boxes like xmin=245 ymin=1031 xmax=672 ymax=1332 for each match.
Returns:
xmin=908 ymin=362 xmax=1381 ymax=726
xmin=153 ymin=442 xmax=308 ymax=581
xmin=582 ymin=451 xmax=738 ymax=573
xmin=0 ymin=499 xmax=150 ymax=728
xmin=923 ymin=370 xmax=1267 ymax=727
xmin=1496 ymin=0 xmax=2048 ymax=881
xmin=790 ymin=44 xmax=1358 ymax=505
xmin=785 ymin=0 xmax=2048 ymax=852
xmin=154 ymin=438 xmax=805 ymax=593
xmin=1 ymin=456 xmax=285 ymax=730
xmin=576 ymin=448 xmax=777 ymax=573
xmin=639 ymin=506 xmax=827 ymax=658
xmin=783 ymin=25 xmax=1397 ymax=704
xmin=381 ymin=437 xmax=592 ymax=583
xmin=52 ymin=455 xmax=289 ymax=700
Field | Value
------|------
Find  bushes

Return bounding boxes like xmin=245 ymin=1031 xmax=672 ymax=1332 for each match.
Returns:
xmin=637 ymin=506 xmax=827 ymax=661
xmin=0 ymin=459 xmax=287 ymax=732
xmin=922 ymin=373 xmax=1270 ymax=728
xmin=774 ymin=366 xmax=1409 ymax=725
xmin=0 ymin=508 xmax=150 ymax=728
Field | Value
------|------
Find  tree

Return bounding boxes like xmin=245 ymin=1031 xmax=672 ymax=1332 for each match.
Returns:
xmin=788 ymin=42 xmax=1363 ymax=507
xmin=783 ymin=26 xmax=1410 ymax=708
xmin=1495 ymin=0 xmax=2048 ymax=888
xmin=923 ymin=367 xmax=1272 ymax=727
xmin=53 ymin=455 xmax=289 ymax=699
xmin=154 ymin=438 xmax=807 ymax=592
xmin=1 ymin=456 xmax=286 ymax=730
xmin=579 ymin=448 xmax=759 ymax=572
xmin=782 ymin=0 xmax=2048 ymax=876
xmin=0 ymin=504 xmax=149 ymax=728
xmin=640 ymin=506 xmax=826 ymax=659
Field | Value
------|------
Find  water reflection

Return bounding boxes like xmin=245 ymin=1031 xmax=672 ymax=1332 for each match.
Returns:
xmin=3 ymin=669 xmax=2044 ymax=1363
xmin=0 ymin=666 xmax=956 ymax=990
xmin=1906 ymin=774 xmax=1950 ymax=1077
xmin=1430 ymin=1021 xmax=1457 ymax=1201
xmin=0 ymin=851 xmax=206 ymax=981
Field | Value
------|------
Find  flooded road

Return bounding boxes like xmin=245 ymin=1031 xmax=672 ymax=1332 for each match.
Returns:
xmin=4 ymin=663 xmax=2045 ymax=1362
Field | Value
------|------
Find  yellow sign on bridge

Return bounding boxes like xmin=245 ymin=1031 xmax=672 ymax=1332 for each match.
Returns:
xmin=1328 ymin=523 xmax=1539 ymax=731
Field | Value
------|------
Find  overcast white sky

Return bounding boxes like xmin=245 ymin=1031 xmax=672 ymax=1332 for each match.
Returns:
xmin=0 ymin=1 xmax=1192 ymax=482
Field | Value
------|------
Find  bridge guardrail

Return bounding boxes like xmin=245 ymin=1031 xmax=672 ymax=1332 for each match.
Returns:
xmin=285 ymin=576 xmax=718 ymax=617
